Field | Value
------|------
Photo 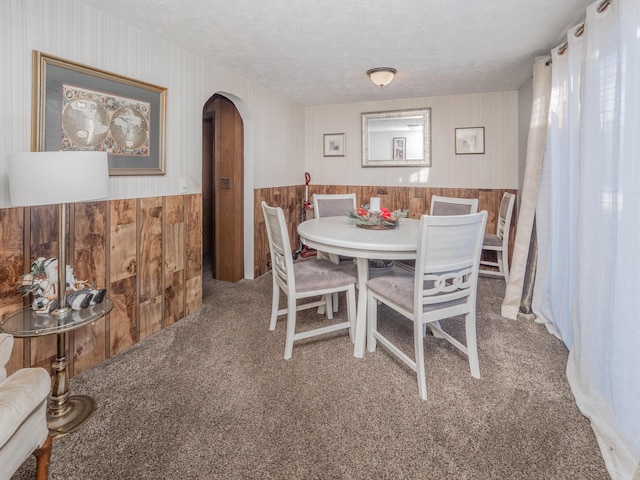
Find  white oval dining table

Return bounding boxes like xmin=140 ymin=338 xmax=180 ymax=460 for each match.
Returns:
xmin=297 ymin=216 xmax=420 ymax=358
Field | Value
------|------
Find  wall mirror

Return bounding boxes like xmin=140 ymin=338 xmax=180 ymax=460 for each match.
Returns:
xmin=362 ymin=108 xmax=431 ymax=167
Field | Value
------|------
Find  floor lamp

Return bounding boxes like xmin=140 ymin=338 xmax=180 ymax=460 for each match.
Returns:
xmin=7 ymin=150 xmax=110 ymax=436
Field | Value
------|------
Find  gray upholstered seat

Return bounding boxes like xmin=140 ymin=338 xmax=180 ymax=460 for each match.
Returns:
xmin=262 ymin=201 xmax=357 ymax=359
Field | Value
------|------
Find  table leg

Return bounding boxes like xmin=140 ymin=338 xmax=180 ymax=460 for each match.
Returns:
xmin=46 ymin=330 xmax=96 ymax=439
xmin=354 ymin=258 xmax=369 ymax=358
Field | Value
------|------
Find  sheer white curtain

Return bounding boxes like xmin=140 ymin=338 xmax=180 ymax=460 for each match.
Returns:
xmin=524 ymin=1 xmax=640 ymax=478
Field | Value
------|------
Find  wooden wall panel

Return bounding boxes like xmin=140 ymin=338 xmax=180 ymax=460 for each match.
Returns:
xmin=139 ymin=197 xmax=163 ymax=303
xmin=0 ymin=207 xmax=26 ymax=372
xmin=253 ymin=185 xmax=518 ymax=279
xmin=139 ymin=197 xmax=164 ymax=339
xmin=185 ymin=194 xmax=202 ymax=315
xmin=0 ymin=195 xmax=202 ymax=377
xmin=71 ymin=201 xmax=108 ymax=375
xmin=109 ymin=199 xmax=138 ymax=356
xmin=110 ymin=276 xmax=137 ymax=356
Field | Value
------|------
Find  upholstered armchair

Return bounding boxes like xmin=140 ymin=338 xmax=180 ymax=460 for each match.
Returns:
xmin=0 ymin=333 xmax=52 ymax=480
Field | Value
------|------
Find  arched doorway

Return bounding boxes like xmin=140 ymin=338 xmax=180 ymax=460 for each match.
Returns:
xmin=202 ymin=94 xmax=244 ymax=282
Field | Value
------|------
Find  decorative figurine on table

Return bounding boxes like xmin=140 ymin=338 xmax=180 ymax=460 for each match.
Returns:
xmin=18 ymin=257 xmax=107 ymax=314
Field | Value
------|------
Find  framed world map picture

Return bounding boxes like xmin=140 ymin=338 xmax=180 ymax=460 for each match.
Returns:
xmin=32 ymin=50 xmax=167 ymax=175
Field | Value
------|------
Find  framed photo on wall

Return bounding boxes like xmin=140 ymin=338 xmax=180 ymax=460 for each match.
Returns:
xmin=323 ymin=133 xmax=345 ymax=157
xmin=393 ymin=137 xmax=406 ymax=160
xmin=455 ymin=127 xmax=485 ymax=155
xmin=32 ymin=50 xmax=167 ymax=175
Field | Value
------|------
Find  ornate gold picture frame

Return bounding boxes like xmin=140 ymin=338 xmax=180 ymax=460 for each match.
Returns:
xmin=32 ymin=51 xmax=167 ymax=175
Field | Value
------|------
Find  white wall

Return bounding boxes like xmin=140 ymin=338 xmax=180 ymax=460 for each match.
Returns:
xmin=0 ymin=0 xmax=306 ymax=278
xmin=304 ymin=91 xmax=519 ymax=188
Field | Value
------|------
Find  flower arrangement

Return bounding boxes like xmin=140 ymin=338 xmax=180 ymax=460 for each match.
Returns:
xmin=346 ymin=205 xmax=409 ymax=229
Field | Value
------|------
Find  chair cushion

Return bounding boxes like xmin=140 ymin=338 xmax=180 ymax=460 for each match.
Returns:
xmin=431 ymin=203 xmax=473 ymax=215
xmin=294 ymin=259 xmax=356 ymax=292
xmin=367 ymin=273 xmax=467 ymax=313
xmin=0 ymin=367 xmax=51 ymax=448
xmin=483 ymin=233 xmax=502 ymax=247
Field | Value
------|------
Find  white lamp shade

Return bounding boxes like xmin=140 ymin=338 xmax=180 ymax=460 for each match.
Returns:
xmin=8 ymin=151 xmax=109 ymax=206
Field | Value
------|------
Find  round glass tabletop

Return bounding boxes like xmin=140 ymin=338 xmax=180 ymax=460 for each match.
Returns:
xmin=0 ymin=298 xmax=113 ymax=337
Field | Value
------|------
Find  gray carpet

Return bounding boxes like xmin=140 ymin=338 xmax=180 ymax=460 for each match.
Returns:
xmin=14 ymin=273 xmax=609 ymax=479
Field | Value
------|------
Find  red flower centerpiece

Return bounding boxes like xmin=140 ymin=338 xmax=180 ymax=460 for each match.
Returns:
xmin=346 ymin=205 xmax=408 ymax=230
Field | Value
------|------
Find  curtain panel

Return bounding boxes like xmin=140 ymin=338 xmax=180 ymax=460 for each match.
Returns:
xmin=504 ymin=1 xmax=640 ymax=478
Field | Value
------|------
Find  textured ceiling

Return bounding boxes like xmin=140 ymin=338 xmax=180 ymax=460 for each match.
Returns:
xmin=75 ymin=0 xmax=592 ymax=106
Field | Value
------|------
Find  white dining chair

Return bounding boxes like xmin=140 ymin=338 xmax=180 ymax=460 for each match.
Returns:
xmin=480 ymin=192 xmax=515 ymax=283
xmin=312 ymin=193 xmax=358 ymax=313
xmin=261 ymin=201 xmax=357 ymax=359
xmin=366 ymin=211 xmax=488 ymax=400
xmin=397 ymin=195 xmax=479 ymax=274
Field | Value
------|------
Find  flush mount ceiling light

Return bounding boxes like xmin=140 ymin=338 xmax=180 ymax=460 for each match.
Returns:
xmin=367 ymin=67 xmax=397 ymax=87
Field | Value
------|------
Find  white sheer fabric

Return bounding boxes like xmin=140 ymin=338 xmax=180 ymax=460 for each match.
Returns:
xmin=525 ymin=1 xmax=640 ymax=478
xmin=532 ymin=24 xmax=585 ymax=347
xmin=501 ymin=58 xmax=551 ymax=319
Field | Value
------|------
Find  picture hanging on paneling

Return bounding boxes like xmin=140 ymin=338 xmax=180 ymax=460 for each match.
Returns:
xmin=32 ymin=50 xmax=167 ymax=175
xmin=323 ymin=133 xmax=345 ymax=157
xmin=455 ymin=127 xmax=485 ymax=155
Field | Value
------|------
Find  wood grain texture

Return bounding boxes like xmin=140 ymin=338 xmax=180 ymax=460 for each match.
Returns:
xmin=0 ymin=195 xmax=202 ymax=376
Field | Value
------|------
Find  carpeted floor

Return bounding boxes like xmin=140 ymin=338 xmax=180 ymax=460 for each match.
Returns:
xmin=13 ymin=272 xmax=609 ymax=479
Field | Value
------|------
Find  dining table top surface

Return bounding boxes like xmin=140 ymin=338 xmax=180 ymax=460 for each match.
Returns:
xmin=297 ymin=216 xmax=420 ymax=260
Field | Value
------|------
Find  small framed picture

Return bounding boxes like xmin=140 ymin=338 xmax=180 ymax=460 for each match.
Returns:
xmin=455 ymin=127 xmax=485 ymax=155
xmin=323 ymin=133 xmax=345 ymax=157
xmin=393 ymin=137 xmax=406 ymax=160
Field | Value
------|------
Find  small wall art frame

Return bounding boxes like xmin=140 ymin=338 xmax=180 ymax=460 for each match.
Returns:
xmin=455 ymin=127 xmax=485 ymax=155
xmin=323 ymin=133 xmax=346 ymax=157
xmin=32 ymin=50 xmax=167 ymax=175
xmin=393 ymin=137 xmax=406 ymax=160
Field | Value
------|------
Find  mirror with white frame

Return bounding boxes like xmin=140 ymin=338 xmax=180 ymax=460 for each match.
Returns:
xmin=362 ymin=108 xmax=431 ymax=167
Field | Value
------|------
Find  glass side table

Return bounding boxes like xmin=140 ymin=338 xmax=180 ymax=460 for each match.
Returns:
xmin=0 ymin=298 xmax=113 ymax=439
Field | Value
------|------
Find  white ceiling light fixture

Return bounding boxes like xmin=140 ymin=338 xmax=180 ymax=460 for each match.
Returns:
xmin=367 ymin=67 xmax=397 ymax=88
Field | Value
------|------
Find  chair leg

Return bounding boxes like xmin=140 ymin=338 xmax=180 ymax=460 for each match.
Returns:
xmin=34 ymin=434 xmax=52 ymax=480
xmin=284 ymin=296 xmax=297 ymax=360
xmin=414 ymin=321 xmax=428 ymax=400
xmin=269 ymin=282 xmax=280 ymax=331
xmin=332 ymin=292 xmax=339 ymax=312
xmin=325 ymin=294 xmax=334 ymax=320
xmin=366 ymin=292 xmax=378 ymax=352
xmin=346 ymin=286 xmax=356 ymax=343
xmin=498 ymin=250 xmax=509 ymax=283
xmin=464 ymin=312 xmax=480 ymax=379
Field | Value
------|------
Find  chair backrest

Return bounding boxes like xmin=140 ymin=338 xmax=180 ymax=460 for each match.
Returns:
xmin=430 ymin=195 xmax=479 ymax=216
xmin=261 ymin=201 xmax=295 ymax=292
xmin=313 ymin=193 xmax=357 ymax=218
xmin=414 ymin=212 xmax=488 ymax=309
xmin=496 ymin=192 xmax=516 ymax=242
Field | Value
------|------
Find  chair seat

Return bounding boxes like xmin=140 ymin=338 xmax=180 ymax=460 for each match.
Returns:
xmin=0 ymin=368 xmax=51 ymax=448
xmin=367 ymin=273 xmax=467 ymax=313
xmin=483 ymin=233 xmax=502 ymax=247
xmin=294 ymin=259 xmax=356 ymax=292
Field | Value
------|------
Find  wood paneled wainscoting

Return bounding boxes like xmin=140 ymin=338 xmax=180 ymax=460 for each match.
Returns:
xmin=254 ymin=185 xmax=517 ymax=279
xmin=0 ymin=194 xmax=202 ymax=377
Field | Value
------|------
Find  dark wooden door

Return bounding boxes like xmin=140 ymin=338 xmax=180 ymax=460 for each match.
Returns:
xmin=202 ymin=95 xmax=244 ymax=282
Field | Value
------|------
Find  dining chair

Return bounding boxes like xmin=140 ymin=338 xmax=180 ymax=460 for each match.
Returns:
xmin=261 ymin=201 xmax=357 ymax=359
xmin=366 ymin=211 xmax=488 ymax=400
xmin=397 ymin=195 xmax=479 ymax=273
xmin=479 ymin=192 xmax=515 ymax=283
xmin=0 ymin=334 xmax=53 ymax=480
xmin=312 ymin=193 xmax=358 ymax=313
xmin=430 ymin=195 xmax=479 ymax=215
